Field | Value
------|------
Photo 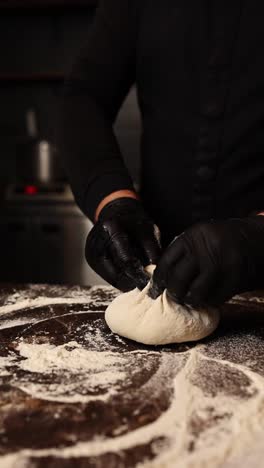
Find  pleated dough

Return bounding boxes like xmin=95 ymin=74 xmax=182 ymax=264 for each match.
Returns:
xmin=105 ymin=266 xmax=220 ymax=345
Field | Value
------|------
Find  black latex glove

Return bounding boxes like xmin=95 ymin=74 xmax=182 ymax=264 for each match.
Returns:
xmin=150 ymin=216 xmax=264 ymax=307
xmin=85 ymin=198 xmax=161 ymax=291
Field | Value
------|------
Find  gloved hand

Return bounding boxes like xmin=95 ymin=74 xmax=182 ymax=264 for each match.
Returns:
xmin=149 ymin=216 xmax=264 ymax=307
xmin=85 ymin=197 xmax=161 ymax=291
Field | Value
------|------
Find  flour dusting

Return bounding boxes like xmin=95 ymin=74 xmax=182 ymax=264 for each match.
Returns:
xmin=14 ymin=340 xmax=127 ymax=403
xmin=0 ymin=287 xmax=263 ymax=467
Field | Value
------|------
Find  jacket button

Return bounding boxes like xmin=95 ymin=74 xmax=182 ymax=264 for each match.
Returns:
xmin=197 ymin=135 xmax=209 ymax=148
xmin=194 ymin=181 xmax=213 ymax=193
xmin=196 ymin=151 xmax=217 ymax=163
xmin=201 ymin=101 xmax=224 ymax=118
xmin=196 ymin=166 xmax=215 ymax=182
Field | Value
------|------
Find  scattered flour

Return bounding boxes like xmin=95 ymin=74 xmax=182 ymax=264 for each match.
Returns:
xmin=18 ymin=340 xmax=123 ymax=374
xmin=0 ymin=355 xmax=17 ymax=376
xmin=0 ymin=288 xmax=263 ymax=467
xmin=13 ymin=340 xmax=128 ymax=403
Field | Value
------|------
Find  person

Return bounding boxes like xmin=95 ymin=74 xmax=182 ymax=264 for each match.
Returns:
xmin=59 ymin=0 xmax=264 ymax=307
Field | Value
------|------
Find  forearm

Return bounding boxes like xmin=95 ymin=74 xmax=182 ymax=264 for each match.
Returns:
xmin=95 ymin=190 xmax=139 ymax=221
xmin=60 ymin=92 xmax=134 ymax=221
xmin=58 ymin=0 xmax=138 ymax=221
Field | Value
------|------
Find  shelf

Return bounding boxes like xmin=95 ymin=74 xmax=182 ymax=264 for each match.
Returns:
xmin=0 ymin=0 xmax=97 ymax=11
xmin=0 ymin=73 xmax=64 ymax=84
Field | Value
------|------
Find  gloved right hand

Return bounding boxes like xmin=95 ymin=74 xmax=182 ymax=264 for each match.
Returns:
xmin=85 ymin=197 xmax=161 ymax=291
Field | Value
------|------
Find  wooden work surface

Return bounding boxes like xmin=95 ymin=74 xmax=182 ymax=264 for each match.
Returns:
xmin=0 ymin=283 xmax=263 ymax=467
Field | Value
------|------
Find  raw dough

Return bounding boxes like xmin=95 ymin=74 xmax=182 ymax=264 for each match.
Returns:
xmin=105 ymin=265 xmax=220 ymax=345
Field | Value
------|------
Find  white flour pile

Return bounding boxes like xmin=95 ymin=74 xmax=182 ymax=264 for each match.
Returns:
xmin=0 ymin=287 xmax=263 ymax=467
xmin=18 ymin=340 xmax=123 ymax=373
xmin=15 ymin=340 xmax=127 ymax=403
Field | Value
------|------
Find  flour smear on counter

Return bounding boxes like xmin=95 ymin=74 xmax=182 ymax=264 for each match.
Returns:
xmin=0 ymin=286 xmax=263 ymax=467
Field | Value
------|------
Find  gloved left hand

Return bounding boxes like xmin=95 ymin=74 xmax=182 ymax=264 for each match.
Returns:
xmin=149 ymin=216 xmax=264 ymax=307
xmin=85 ymin=198 xmax=161 ymax=292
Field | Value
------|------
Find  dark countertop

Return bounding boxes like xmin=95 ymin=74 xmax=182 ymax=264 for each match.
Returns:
xmin=0 ymin=284 xmax=263 ymax=467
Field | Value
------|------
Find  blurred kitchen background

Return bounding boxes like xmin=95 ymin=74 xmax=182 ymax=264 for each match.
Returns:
xmin=0 ymin=0 xmax=141 ymax=286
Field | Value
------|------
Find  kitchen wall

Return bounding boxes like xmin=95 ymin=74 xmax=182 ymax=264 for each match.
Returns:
xmin=0 ymin=4 xmax=141 ymax=285
xmin=0 ymin=5 xmax=141 ymax=189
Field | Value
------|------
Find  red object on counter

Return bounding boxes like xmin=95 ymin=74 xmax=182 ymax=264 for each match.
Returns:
xmin=25 ymin=185 xmax=38 ymax=195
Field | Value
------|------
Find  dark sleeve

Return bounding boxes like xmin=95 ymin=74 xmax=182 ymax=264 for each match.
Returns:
xmin=59 ymin=0 xmax=138 ymax=221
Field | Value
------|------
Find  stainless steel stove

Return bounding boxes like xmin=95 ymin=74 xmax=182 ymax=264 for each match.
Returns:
xmin=0 ymin=182 xmax=104 ymax=286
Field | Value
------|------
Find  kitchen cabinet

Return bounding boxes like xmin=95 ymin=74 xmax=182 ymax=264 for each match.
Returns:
xmin=0 ymin=73 xmax=64 ymax=84
xmin=0 ymin=0 xmax=96 ymax=178
xmin=0 ymin=0 xmax=97 ymax=10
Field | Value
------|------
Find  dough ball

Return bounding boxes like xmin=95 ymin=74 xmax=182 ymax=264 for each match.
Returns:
xmin=105 ymin=266 xmax=220 ymax=345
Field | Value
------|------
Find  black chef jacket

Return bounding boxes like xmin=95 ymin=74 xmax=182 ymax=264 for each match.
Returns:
xmin=60 ymin=0 xmax=264 ymax=246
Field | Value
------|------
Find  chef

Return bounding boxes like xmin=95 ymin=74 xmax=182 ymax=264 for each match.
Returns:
xmin=60 ymin=0 xmax=264 ymax=307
